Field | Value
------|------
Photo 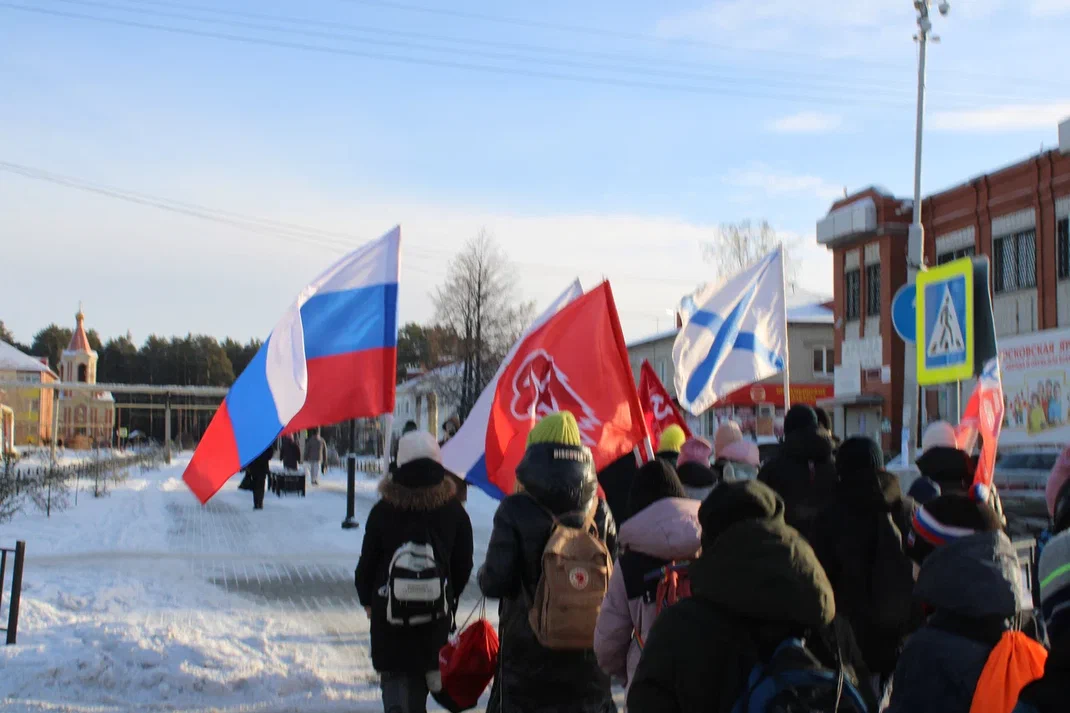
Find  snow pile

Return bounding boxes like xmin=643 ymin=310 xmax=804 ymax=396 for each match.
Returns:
xmin=0 ymin=453 xmax=505 ymax=713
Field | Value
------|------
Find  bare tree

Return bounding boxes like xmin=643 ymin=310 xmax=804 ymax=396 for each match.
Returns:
xmin=432 ymin=230 xmax=534 ymax=419
xmin=701 ymin=219 xmax=799 ymax=289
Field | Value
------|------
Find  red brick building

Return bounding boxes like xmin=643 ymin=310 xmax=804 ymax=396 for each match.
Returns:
xmin=816 ymin=149 xmax=1070 ymax=452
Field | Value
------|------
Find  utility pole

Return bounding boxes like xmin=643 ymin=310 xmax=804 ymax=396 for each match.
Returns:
xmin=904 ymin=0 xmax=949 ymax=462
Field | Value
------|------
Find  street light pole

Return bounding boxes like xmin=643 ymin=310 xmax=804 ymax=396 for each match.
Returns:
xmin=904 ymin=0 xmax=944 ymax=462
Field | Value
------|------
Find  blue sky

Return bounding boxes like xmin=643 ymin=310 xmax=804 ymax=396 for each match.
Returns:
xmin=3 ymin=0 xmax=1069 ymax=346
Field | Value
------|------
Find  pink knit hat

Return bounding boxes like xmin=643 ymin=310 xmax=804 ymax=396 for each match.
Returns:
xmin=1047 ymin=445 xmax=1070 ymax=520
xmin=714 ymin=421 xmax=744 ymax=456
xmin=678 ymin=437 xmax=713 ymax=467
xmin=720 ymin=440 xmax=760 ymax=468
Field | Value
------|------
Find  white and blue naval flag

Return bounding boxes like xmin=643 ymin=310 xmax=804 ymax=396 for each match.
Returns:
xmin=673 ymin=246 xmax=788 ymax=415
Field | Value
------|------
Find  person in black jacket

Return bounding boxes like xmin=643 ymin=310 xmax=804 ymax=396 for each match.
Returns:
xmin=627 ymin=479 xmax=876 ymax=713
xmin=247 ymin=443 xmax=274 ymax=510
xmin=917 ymin=421 xmax=1006 ymax=525
xmin=355 ymin=431 xmax=473 ymax=713
xmin=479 ymin=412 xmax=618 ymax=713
xmin=814 ymin=436 xmax=918 ymax=684
xmin=597 ymin=451 xmax=640 ymax=526
xmin=757 ymin=404 xmax=837 ymax=545
xmin=279 ymin=433 xmax=301 ymax=471
xmin=888 ymin=495 xmax=1020 ymax=713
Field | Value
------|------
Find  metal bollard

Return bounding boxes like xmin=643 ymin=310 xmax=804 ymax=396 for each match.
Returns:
xmin=5 ymin=541 xmax=25 ymax=645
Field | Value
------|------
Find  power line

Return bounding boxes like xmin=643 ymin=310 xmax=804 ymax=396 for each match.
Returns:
xmin=53 ymin=0 xmax=1062 ymax=101
xmin=1 ymin=159 xmax=720 ymax=291
xmin=0 ymin=1 xmax=1017 ymax=109
xmin=334 ymin=0 xmax=1070 ymax=91
xmin=0 ymin=160 xmax=361 ymax=251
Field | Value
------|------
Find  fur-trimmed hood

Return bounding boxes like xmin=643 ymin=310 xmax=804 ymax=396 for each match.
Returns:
xmin=379 ymin=458 xmax=458 ymax=511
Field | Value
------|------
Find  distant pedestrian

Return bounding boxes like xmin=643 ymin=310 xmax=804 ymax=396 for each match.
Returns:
xmin=355 ymin=430 xmax=473 ymax=713
xmin=304 ymin=428 xmax=328 ymax=485
xmin=280 ymin=433 xmax=301 ymax=471
xmin=814 ymin=436 xmax=918 ymax=684
xmin=675 ymin=437 xmax=717 ymax=501
xmin=655 ymin=424 xmax=687 ymax=466
xmin=247 ymin=443 xmax=274 ymax=510
xmin=711 ymin=421 xmax=760 ymax=484
xmin=757 ymin=404 xmax=837 ymax=545
xmin=917 ymin=420 xmax=1006 ymax=526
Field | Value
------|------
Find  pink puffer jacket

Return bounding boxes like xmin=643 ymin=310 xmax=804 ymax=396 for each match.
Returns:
xmin=593 ymin=497 xmax=701 ymax=694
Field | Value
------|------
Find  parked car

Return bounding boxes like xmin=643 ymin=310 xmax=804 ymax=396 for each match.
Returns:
xmin=994 ymin=449 xmax=1060 ymax=538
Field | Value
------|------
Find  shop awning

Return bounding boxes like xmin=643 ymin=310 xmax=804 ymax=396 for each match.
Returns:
xmin=719 ymin=382 xmax=834 ymax=408
xmin=817 ymin=393 xmax=884 ymax=408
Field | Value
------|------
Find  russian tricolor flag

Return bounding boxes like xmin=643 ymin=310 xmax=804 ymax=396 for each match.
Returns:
xmin=183 ymin=227 xmax=400 ymax=504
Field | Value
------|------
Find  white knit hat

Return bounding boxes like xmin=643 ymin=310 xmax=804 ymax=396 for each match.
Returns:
xmin=922 ymin=421 xmax=958 ymax=453
xmin=396 ymin=431 xmax=442 ymax=467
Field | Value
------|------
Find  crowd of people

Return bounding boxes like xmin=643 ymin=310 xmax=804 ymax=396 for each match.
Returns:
xmin=352 ymin=407 xmax=1070 ymax=713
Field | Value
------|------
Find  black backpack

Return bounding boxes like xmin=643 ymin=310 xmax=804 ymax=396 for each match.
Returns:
xmin=732 ymin=637 xmax=870 ymax=713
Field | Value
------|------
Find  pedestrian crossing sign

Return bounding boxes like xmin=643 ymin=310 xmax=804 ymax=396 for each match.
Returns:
xmin=916 ymin=257 xmax=974 ymax=385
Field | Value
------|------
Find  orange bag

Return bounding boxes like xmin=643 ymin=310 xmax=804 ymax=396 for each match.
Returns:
xmin=968 ymin=630 xmax=1047 ymax=713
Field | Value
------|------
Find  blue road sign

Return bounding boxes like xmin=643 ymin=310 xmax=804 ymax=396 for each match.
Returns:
xmin=891 ymin=284 xmax=916 ymax=343
xmin=916 ymin=257 xmax=974 ymax=385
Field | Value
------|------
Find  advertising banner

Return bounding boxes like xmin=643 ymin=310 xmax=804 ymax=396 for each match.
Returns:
xmin=999 ymin=328 xmax=1070 ymax=446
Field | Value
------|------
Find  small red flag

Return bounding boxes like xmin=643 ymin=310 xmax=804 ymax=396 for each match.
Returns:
xmin=638 ymin=360 xmax=692 ymax=447
xmin=956 ymin=357 xmax=1004 ymax=491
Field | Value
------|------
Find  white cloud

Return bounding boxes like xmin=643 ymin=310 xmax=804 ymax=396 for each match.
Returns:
xmin=726 ymin=166 xmax=845 ymax=202
xmin=0 ymin=173 xmax=833 ymax=344
xmin=931 ymin=101 xmax=1070 ymax=133
xmin=766 ymin=111 xmax=843 ymax=134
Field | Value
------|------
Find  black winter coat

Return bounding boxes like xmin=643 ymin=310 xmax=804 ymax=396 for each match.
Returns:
xmin=814 ymin=471 xmax=918 ymax=676
xmin=1014 ymin=637 xmax=1070 ymax=713
xmin=280 ymin=436 xmax=301 ymax=471
xmin=887 ymin=532 xmax=1027 ymax=713
xmin=479 ymin=444 xmax=618 ymax=713
xmin=627 ymin=480 xmax=875 ymax=713
xmin=757 ymin=429 xmax=837 ymax=545
xmin=354 ymin=459 xmax=473 ymax=674
xmin=247 ymin=445 xmax=273 ymax=478
xmin=597 ymin=452 xmax=639 ymax=526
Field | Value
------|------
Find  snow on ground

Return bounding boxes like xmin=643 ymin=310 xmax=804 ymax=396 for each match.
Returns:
xmin=0 ymin=454 xmax=503 ymax=713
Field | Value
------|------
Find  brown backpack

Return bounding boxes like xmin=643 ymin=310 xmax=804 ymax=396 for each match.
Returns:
xmin=527 ymin=497 xmax=612 ymax=650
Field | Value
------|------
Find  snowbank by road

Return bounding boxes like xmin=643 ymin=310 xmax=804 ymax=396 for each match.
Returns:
xmin=0 ymin=454 xmax=505 ymax=713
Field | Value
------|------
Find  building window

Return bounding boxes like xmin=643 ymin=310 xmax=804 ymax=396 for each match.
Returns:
xmin=845 ymin=270 xmax=861 ymax=320
xmin=994 ymin=229 xmax=1037 ymax=293
xmin=937 ymin=245 xmax=975 ymax=265
xmin=865 ymin=264 xmax=881 ymax=317
xmin=77 ymin=364 xmax=88 ymax=382
xmin=1059 ymin=218 xmax=1069 ymax=280
xmin=813 ymin=347 xmax=834 ymax=375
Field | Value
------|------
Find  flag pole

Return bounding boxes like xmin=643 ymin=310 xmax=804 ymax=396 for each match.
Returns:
xmin=780 ymin=244 xmax=791 ymax=415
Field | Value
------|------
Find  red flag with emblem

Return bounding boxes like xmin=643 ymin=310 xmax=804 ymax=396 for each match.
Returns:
xmin=955 ymin=357 xmax=1004 ymax=491
xmin=638 ymin=360 xmax=692 ymax=446
xmin=484 ymin=282 xmax=647 ymax=497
